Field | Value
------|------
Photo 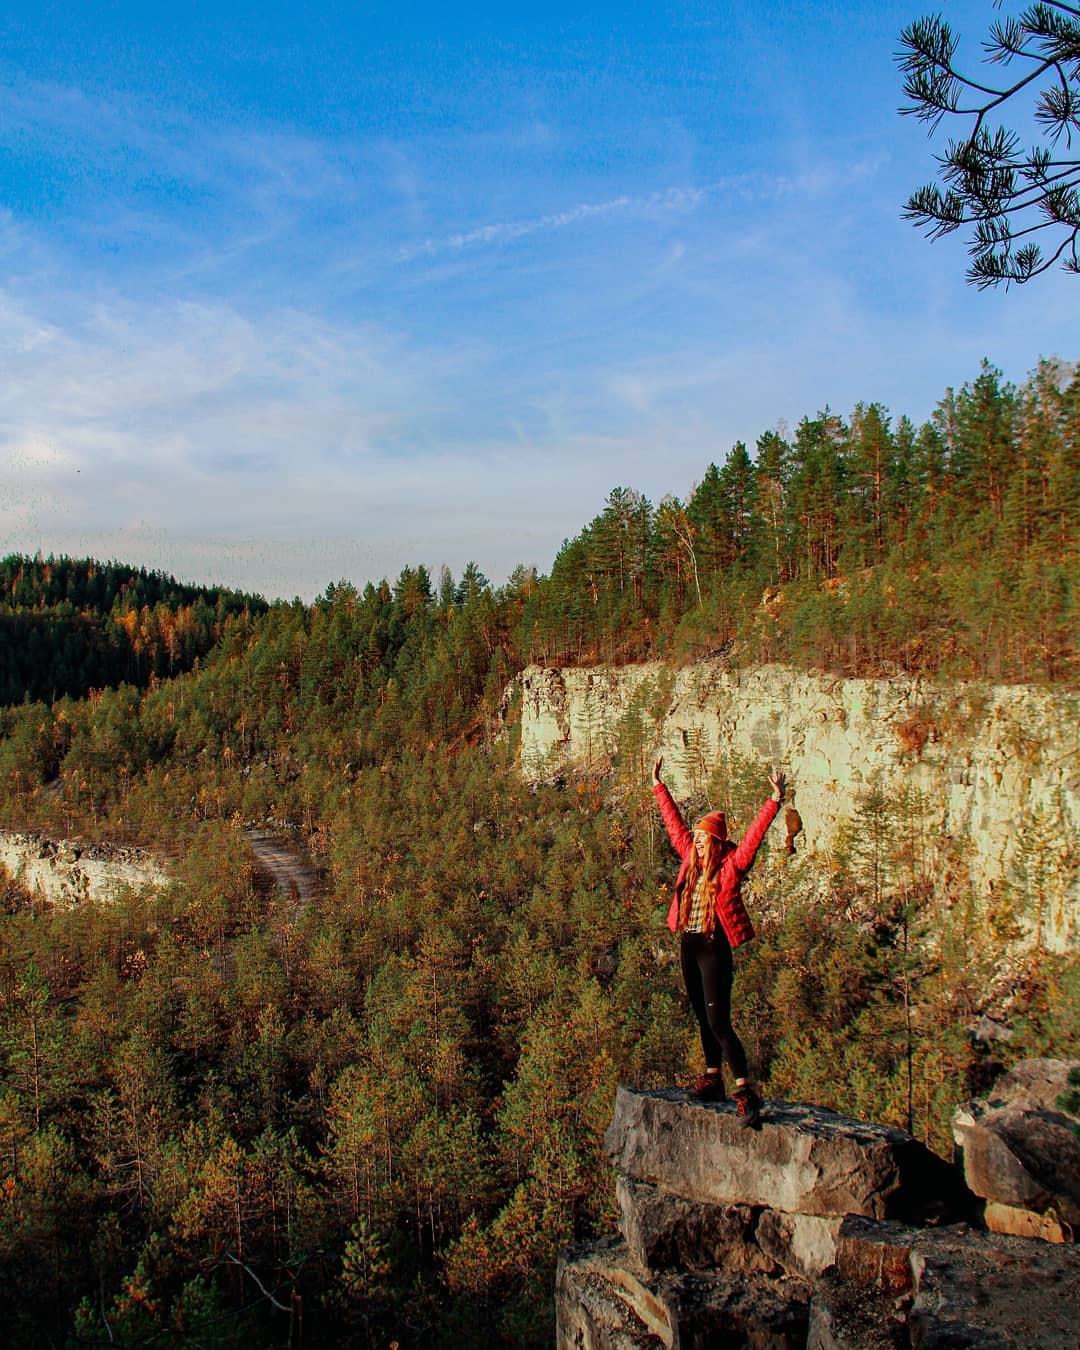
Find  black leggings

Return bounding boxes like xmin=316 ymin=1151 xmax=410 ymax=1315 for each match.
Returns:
xmin=680 ymin=930 xmax=748 ymax=1080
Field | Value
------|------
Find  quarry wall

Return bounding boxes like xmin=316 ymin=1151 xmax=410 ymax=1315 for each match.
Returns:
xmin=515 ymin=662 xmax=1079 ymax=951
xmin=0 ymin=831 xmax=170 ymax=907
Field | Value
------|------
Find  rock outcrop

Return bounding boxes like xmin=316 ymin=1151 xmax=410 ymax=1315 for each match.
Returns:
xmin=834 ymin=1216 xmax=1080 ymax=1349
xmin=0 ymin=830 xmax=170 ymax=907
xmin=514 ymin=662 xmax=1079 ymax=950
xmin=557 ymin=1076 xmax=1080 ymax=1348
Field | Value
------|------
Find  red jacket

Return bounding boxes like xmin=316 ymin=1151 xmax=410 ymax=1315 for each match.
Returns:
xmin=654 ymin=782 xmax=779 ymax=948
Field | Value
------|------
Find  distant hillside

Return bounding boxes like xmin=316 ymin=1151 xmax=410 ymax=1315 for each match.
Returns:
xmin=1 ymin=357 xmax=1077 ymax=841
xmin=0 ymin=554 xmax=268 ymax=705
xmin=4 ymin=357 xmax=1078 ymax=717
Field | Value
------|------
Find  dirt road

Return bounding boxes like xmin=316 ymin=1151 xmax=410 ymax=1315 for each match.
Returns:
xmin=246 ymin=829 xmax=322 ymax=921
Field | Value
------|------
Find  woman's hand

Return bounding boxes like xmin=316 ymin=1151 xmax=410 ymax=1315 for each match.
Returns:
xmin=769 ymin=769 xmax=786 ymax=802
xmin=652 ymin=756 xmax=664 ymax=785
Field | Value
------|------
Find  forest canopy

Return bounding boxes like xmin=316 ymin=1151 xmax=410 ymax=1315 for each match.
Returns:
xmin=0 ymin=556 xmax=266 ymax=706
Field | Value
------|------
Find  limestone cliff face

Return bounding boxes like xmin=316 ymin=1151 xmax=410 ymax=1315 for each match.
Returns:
xmin=516 ymin=662 xmax=1079 ymax=951
xmin=0 ymin=831 xmax=169 ymax=907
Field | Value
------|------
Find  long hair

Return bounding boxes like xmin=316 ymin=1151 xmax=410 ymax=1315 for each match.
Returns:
xmin=678 ymin=832 xmax=733 ymax=935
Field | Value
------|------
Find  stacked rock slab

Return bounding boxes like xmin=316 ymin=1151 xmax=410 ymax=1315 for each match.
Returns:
xmin=556 ymin=1082 xmax=1080 ymax=1349
xmin=557 ymin=1087 xmax=959 ymax=1348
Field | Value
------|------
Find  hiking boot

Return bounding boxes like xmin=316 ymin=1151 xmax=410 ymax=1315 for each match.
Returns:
xmin=733 ymin=1084 xmax=762 ymax=1128
xmin=691 ymin=1071 xmax=725 ymax=1102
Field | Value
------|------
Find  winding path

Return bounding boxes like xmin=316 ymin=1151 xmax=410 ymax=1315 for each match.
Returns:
xmin=246 ymin=829 xmax=323 ymax=922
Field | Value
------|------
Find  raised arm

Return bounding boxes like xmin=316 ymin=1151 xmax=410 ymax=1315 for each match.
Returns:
xmin=652 ymin=757 xmax=693 ymax=861
xmin=731 ymin=770 xmax=785 ymax=872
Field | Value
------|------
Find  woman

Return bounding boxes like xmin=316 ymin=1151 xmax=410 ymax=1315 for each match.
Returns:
xmin=652 ymin=756 xmax=785 ymax=1126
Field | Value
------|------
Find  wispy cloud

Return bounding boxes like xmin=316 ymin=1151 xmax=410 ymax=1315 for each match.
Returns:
xmin=0 ymin=282 xmax=436 ymax=533
xmin=0 ymin=276 xmax=630 ymax=597
xmin=393 ymin=155 xmax=893 ymax=265
xmin=396 ymin=186 xmax=707 ymax=261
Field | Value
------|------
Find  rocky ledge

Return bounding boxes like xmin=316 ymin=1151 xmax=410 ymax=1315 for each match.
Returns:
xmin=0 ymin=829 xmax=170 ymax=907
xmin=557 ymin=1062 xmax=1079 ymax=1348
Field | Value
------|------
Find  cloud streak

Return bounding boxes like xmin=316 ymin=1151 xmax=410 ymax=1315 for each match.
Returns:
xmin=0 ymin=276 xmax=647 ymax=598
xmin=396 ymin=186 xmax=707 ymax=261
xmin=393 ymin=155 xmax=893 ymax=265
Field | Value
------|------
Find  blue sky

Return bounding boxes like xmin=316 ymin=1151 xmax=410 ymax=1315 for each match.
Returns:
xmin=1 ymin=1 xmax=1076 ymax=600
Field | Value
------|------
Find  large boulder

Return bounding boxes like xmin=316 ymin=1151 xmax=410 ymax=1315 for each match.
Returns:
xmin=559 ymin=1084 xmax=1080 ymax=1347
xmin=982 ymin=1058 xmax=1079 ymax=1113
xmin=615 ymin=1176 xmax=773 ymax=1276
xmin=556 ymin=1239 xmax=668 ymax=1349
xmin=605 ymin=1088 xmax=962 ymax=1222
xmin=952 ymin=1057 xmax=1080 ymax=1225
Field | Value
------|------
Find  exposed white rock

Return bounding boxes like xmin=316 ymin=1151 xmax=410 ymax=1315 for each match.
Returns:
xmin=0 ymin=830 xmax=170 ymax=907
xmin=756 ymin=1209 xmax=846 ymax=1281
xmin=516 ymin=662 xmax=1079 ymax=950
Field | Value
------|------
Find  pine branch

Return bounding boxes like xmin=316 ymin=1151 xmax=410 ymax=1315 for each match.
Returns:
xmin=897 ymin=4 xmax=1080 ymax=284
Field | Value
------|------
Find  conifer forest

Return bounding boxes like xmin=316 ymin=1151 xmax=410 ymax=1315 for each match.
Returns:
xmin=0 ymin=359 xmax=1078 ymax=1346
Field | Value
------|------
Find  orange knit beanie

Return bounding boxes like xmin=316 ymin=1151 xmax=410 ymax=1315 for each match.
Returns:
xmin=694 ymin=810 xmax=727 ymax=839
